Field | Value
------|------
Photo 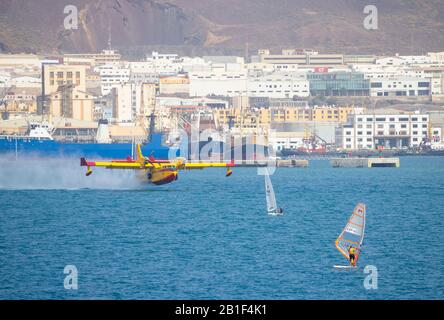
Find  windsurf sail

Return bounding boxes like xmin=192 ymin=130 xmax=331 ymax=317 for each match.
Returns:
xmin=264 ymin=168 xmax=278 ymax=214
xmin=335 ymin=203 xmax=366 ymax=265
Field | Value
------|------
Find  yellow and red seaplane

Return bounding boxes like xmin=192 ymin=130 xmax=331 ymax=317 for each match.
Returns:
xmin=80 ymin=144 xmax=234 ymax=185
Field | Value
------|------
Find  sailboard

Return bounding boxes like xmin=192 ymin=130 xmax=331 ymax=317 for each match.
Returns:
xmin=264 ymin=168 xmax=282 ymax=216
xmin=334 ymin=203 xmax=366 ymax=268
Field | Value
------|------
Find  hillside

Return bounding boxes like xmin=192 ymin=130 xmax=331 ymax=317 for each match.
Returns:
xmin=0 ymin=0 xmax=443 ymax=55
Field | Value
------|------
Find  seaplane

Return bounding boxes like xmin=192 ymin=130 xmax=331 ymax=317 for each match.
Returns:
xmin=80 ymin=144 xmax=234 ymax=185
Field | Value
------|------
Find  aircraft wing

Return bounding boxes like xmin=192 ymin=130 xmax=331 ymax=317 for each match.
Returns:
xmin=181 ymin=161 xmax=235 ymax=170
xmin=80 ymin=157 xmax=153 ymax=170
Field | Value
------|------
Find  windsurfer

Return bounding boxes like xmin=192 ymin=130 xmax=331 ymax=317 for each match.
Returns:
xmin=348 ymin=246 xmax=357 ymax=266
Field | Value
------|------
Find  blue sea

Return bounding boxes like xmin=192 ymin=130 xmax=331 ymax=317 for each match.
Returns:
xmin=0 ymin=156 xmax=443 ymax=299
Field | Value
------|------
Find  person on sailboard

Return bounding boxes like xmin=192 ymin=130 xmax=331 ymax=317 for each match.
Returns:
xmin=348 ymin=246 xmax=357 ymax=266
xmin=276 ymin=208 xmax=284 ymax=214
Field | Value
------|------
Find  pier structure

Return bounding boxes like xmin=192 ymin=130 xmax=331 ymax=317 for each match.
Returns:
xmin=331 ymin=157 xmax=400 ymax=168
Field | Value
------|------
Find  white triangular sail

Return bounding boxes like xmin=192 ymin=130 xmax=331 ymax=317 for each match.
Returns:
xmin=264 ymin=168 xmax=278 ymax=214
xmin=335 ymin=203 xmax=366 ymax=265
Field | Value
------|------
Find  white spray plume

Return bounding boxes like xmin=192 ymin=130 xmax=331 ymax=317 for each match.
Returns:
xmin=0 ymin=156 xmax=145 ymax=190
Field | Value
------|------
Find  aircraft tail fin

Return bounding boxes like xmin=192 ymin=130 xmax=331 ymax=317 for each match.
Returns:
xmin=136 ymin=144 xmax=144 ymax=162
xmin=135 ymin=144 xmax=145 ymax=166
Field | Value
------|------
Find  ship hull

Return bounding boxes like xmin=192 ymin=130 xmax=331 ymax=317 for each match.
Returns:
xmin=0 ymin=134 xmax=179 ymax=159
xmin=0 ymin=133 xmax=269 ymax=160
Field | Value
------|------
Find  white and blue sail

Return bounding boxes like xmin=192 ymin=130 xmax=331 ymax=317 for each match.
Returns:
xmin=264 ymin=168 xmax=282 ymax=215
xmin=334 ymin=203 xmax=366 ymax=267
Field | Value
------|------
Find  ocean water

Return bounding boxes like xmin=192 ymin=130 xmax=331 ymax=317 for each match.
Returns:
xmin=0 ymin=156 xmax=443 ymax=300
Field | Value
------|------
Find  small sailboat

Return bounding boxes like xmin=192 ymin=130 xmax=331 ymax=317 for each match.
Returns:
xmin=334 ymin=203 xmax=366 ymax=269
xmin=264 ymin=168 xmax=283 ymax=216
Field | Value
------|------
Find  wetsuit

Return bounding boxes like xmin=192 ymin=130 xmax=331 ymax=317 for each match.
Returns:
xmin=349 ymin=247 xmax=357 ymax=265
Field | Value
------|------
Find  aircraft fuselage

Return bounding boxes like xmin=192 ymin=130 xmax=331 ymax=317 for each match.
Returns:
xmin=145 ymin=167 xmax=178 ymax=185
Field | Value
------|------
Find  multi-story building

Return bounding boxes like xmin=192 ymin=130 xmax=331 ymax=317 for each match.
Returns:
xmin=259 ymin=50 xmax=344 ymax=67
xmin=370 ymin=77 xmax=431 ymax=97
xmin=189 ymin=68 xmax=311 ymax=99
xmin=312 ymin=106 xmax=362 ymax=122
xmin=113 ymin=83 xmax=142 ymax=123
xmin=95 ymin=63 xmax=131 ymax=96
xmin=7 ymin=76 xmax=41 ymax=88
xmin=336 ymin=113 xmax=430 ymax=150
xmin=308 ymin=72 xmax=370 ymax=96
xmin=215 ymin=105 xmax=360 ymax=130
xmin=141 ymin=83 xmax=156 ymax=116
xmin=428 ymin=70 xmax=444 ymax=101
xmin=427 ymin=52 xmax=444 ymax=64
xmin=375 ymin=57 xmax=408 ymax=66
xmin=431 ymin=127 xmax=442 ymax=147
xmin=64 ymin=50 xmax=122 ymax=66
xmin=44 ymin=64 xmax=87 ymax=94
xmin=247 ymin=73 xmax=310 ymax=98
xmin=159 ymin=76 xmax=189 ymax=95
xmin=267 ymin=107 xmax=312 ymax=123
xmin=214 ymin=107 xmax=261 ymax=130
xmin=0 ymin=54 xmax=42 ymax=68
xmin=156 ymin=96 xmax=228 ymax=109
xmin=2 ymin=93 xmax=37 ymax=114
xmin=130 ymin=72 xmax=159 ymax=86
xmin=107 ymin=82 xmax=157 ymax=123
xmin=189 ymin=70 xmax=248 ymax=97
xmin=352 ymin=64 xmax=427 ymax=80
xmin=344 ymin=55 xmax=377 ymax=65
xmin=43 ymin=64 xmax=94 ymax=121
xmin=145 ymin=52 xmax=184 ymax=75
xmin=429 ymin=112 xmax=444 ymax=147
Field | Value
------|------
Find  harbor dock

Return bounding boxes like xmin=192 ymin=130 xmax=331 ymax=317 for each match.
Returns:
xmin=331 ymin=157 xmax=400 ymax=168
xmin=277 ymin=159 xmax=309 ymax=168
xmin=191 ymin=160 xmax=309 ymax=168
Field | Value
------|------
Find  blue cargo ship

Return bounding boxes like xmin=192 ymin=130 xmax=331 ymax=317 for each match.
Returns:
xmin=0 ymin=122 xmax=180 ymax=159
xmin=0 ymin=116 xmax=269 ymax=160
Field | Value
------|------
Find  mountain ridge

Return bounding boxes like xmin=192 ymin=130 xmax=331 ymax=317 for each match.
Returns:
xmin=0 ymin=0 xmax=443 ymax=55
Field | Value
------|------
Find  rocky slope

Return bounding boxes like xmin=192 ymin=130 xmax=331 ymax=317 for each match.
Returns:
xmin=0 ymin=0 xmax=443 ymax=55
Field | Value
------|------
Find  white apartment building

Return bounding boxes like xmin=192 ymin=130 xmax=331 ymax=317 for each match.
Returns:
xmin=353 ymin=64 xmax=426 ymax=80
xmin=398 ymin=55 xmax=433 ymax=65
xmin=0 ymin=73 xmax=11 ymax=85
xmin=245 ymin=63 xmax=276 ymax=73
xmin=130 ymin=72 xmax=159 ymax=85
xmin=129 ymin=62 xmax=157 ymax=74
xmin=337 ymin=113 xmax=430 ymax=150
xmin=189 ymin=69 xmax=310 ymax=98
xmin=114 ymin=83 xmax=142 ymax=123
xmin=64 ymin=50 xmax=122 ymax=66
xmin=370 ymin=77 xmax=431 ymax=97
xmin=7 ymin=76 xmax=41 ymax=88
xmin=431 ymin=127 xmax=442 ymax=147
xmin=182 ymin=58 xmax=211 ymax=73
xmin=431 ymin=73 xmax=444 ymax=96
xmin=151 ymin=52 xmax=179 ymax=61
xmin=156 ymin=96 xmax=228 ymax=109
xmin=189 ymin=70 xmax=248 ymax=97
xmin=376 ymin=57 xmax=408 ymax=66
xmin=128 ymin=62 xmax=161 ymax=85
xmin=376 ymin=54 xmax=444 ymax=68
xmin=129 ymin=60 xmax=182 ymax=75
xmin=247 ymin=73 xmax=310 ymax=98
xmin=0 ymin=54 xmax=42 ymax=68
xmin=145 ymin=52 xmax=183 ymax=75
xmin=95 ymin=64 xmax=131 ymax=96
xmin=427 ymin=52 xmax=444 ymax=64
